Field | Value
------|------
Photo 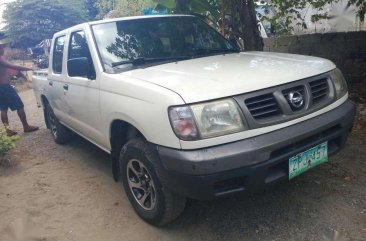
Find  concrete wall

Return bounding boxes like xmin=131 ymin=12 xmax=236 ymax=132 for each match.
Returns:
xmin=263 ymin=31 xmax=366 ymax=84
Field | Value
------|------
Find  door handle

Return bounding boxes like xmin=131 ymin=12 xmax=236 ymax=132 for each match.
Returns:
xmin=48 ymin=80 xmax=53 ymax=86
xmin=63 ymin=84 xmax=69 ymax=91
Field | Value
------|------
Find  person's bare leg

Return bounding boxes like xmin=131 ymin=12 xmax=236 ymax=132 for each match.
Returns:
xmin=1 ymin=109 xmax=17 ymax=136
xmin=17 ymin=108 xmax=38 ymax=132
xmin=1 ymin=110 xmax=9 ymax=126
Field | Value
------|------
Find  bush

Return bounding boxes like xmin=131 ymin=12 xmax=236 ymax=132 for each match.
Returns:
xmin=0 ymin=127 xmax=19 ymax=161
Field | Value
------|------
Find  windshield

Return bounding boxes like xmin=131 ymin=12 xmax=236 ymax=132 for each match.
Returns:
xmin=92 ymin=16 xmax=238 ymax=72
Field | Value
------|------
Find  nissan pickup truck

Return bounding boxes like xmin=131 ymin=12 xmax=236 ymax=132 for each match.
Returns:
xmin=32 ymin=15 xmax=355 ymax=226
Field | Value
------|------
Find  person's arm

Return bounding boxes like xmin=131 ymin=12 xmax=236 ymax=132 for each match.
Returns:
xmin=0 ymin=57 xmax=33 ymax=71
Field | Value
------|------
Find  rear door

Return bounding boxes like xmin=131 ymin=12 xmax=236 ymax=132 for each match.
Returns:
xmin=47 ymin=34 xmax=68 ymax=122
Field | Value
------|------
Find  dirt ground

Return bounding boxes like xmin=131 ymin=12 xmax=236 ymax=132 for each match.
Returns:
xmin=0 ymin=89 xmax=365 ymax=241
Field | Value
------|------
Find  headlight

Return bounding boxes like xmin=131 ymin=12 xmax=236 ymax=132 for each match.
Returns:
xmin=330 ymin=68 xmax=348 ymax=99
xmin=169 ymin=99 xmax=247 ymax=140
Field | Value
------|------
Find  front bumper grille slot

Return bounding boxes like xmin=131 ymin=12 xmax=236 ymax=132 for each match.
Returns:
xmin=310 ymin=78 xmax=329 ymax=104
xmin=245 ymin=93 xmax=281 ymax=120
xmin=270 ymin=124 xmax=340 ymax=159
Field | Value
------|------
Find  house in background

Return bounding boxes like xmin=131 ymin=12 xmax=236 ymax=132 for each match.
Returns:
xmin=27 ymin=39 xmax=51 ymax=58
xmin=36 ymin=39 xmax=51 ymax=56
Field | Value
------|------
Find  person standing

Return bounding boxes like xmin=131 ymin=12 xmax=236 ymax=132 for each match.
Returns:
xmin=0 ymin=40 xmax=39 ymax=136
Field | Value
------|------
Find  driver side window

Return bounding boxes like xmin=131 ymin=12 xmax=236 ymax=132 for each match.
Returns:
xmin=67 ymin=31 xmax=96 ymax=78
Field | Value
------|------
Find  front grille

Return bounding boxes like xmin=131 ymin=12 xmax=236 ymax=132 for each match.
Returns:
xmin=309 ymin=78 xmax=329 ymax=104
xmin=234 ymin=73 xmax=334 ymax=128
xmin=245 ymin=93 xmax=281 ymax=120
xmin=282 ymin=85 xmax=306 ymax=111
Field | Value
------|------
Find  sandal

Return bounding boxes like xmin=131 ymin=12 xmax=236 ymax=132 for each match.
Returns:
xmin=24 ymin=126 xmax=39 ymax=133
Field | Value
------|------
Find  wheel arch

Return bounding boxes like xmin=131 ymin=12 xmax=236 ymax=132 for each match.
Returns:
xmin=41 ymin=95 xmax=51 ymax=129
xmin=110 ymin=119 xmax=145 ymax=149
xmin=109 ymin=119 xmax=146 ymax=182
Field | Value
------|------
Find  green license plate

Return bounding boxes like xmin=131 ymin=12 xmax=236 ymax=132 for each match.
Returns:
xmin=289 ymin=142 xmax=328 ymax=180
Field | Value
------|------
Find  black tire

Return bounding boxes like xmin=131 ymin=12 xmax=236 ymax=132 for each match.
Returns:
xmin=120 ymin=138 xmax=186 ymax=226
xmin=45 ymin=104 xmax=73 ymax=144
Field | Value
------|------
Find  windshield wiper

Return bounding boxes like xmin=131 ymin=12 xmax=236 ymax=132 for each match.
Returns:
xmin=191 ymin=48 xmax=240 ymax=56
xmin=112 ymin=56 xmax=191 ymax=68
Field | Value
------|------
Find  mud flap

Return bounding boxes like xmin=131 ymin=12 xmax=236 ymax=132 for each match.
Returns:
xmin=111 ymin=151 xmax=120 ymax=182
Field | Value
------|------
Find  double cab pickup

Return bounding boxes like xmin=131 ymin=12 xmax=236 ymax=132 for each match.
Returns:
xmin=32 ymin=15 xmax=355 ymax=225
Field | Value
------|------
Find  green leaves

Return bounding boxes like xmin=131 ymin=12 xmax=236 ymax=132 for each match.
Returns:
xmin=0 ymin=128 xmax=19 ymax=161
xmin=107 ymin=0 xmax=155 ymax=18
xmin=3 ymin=0 xmax=89 ymax=48
xmin=150 ymin=0 xmax=264 ymax=50
xmin=94 ymin=0 xmax=116 ymax=19
xmin=152 ymin=0 xmax=176 ymax=9
xmin=152 ymin=0 xmax=218 ymax=16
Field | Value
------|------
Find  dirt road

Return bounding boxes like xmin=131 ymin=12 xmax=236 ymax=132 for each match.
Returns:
xmin=1 ymin=89 xmax=365 ymax=241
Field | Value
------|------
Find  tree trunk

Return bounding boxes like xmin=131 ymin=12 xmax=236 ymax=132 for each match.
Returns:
xmin=174 ymin=0 xmax=264 ymax=51
xmin=229 ymin=0 xmax=264 ymax=51
xmin=175 ymin=0 xmax=191 ymax=13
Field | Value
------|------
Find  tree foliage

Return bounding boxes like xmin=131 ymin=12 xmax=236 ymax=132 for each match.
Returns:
xmin=94 ymin=0 xmax=117 ymax=19
xmin=153 ymin=0 xmax=219 ymax=20
xmin=108 ymin=0 xmax=155 ymax=18
xmin=61 ymin=0 xmax=99 ymax=20
xmin=84 ymin=0 xmax=99 ymax=20
xmin=152 ymin=0 xmax=365 ymax=49
xmin=4 ymin=0 xmax=363 ymax=50
xmin=3 ymin=0 xmax=89 ymax=48
xmin=153 ymin=0 xmax=264 ymax=50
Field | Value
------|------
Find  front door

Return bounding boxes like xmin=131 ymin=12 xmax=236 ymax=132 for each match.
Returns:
xmin=62 ymin=30 xmax=103 ymax=145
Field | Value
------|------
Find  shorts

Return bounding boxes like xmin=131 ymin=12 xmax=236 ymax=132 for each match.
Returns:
xmin=0 ymin=84 xmax=24 ymax=111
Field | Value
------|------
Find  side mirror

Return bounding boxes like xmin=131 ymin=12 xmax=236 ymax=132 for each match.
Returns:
xmin=67 ymin=57 xmax=94 ymax=79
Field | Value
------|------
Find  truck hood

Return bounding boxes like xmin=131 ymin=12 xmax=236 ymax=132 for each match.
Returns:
xmin=122 ymin=51 xmax=336 ymax=103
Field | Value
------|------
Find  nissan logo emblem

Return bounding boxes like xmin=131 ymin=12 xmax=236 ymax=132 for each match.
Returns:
xmin=287 ymin=91 xmax=304 ymax=108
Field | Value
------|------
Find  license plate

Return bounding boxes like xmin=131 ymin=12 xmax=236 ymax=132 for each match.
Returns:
xmin=289 ymin=142 xmax=328 ymax=180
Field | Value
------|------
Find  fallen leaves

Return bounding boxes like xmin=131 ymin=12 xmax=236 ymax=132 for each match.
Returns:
xmin=351 ymin=103 xmax=366 ymax=139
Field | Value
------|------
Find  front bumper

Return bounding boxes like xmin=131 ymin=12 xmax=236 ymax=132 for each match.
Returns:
xmin=155 ymin=100 xmax=355 ymax=200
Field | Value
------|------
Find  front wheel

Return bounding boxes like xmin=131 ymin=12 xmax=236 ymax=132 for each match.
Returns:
xmin=120 ymin=139 xmax=186 ymax=226
xmin=45 ymin=104 xmax=73 ymax=144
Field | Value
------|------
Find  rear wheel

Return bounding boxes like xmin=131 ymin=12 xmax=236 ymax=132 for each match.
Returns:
xmin=120 ymin=138 xmax=186 ymax=226
xmin=45 ymin=104 xmax=73 ymax=144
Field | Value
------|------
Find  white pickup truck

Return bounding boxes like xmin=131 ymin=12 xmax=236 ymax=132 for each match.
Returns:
xmin=32 ymin=15 xmax=355 ymax=225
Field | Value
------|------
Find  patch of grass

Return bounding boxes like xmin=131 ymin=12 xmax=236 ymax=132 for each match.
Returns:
xmin=0 ymin=127 xmax=19 ymax=161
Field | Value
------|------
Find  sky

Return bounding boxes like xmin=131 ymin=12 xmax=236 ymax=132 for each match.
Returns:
xmin=0 ymin=0 xmax=15 ymax=29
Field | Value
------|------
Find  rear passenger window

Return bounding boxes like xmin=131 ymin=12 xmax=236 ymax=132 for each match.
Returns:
xmin=52 ymin=36 xmax=65 ymax=74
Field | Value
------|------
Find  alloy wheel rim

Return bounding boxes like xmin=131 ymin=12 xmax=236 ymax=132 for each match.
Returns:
xmin=126 ymin=159 xmax=156 ymax=210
